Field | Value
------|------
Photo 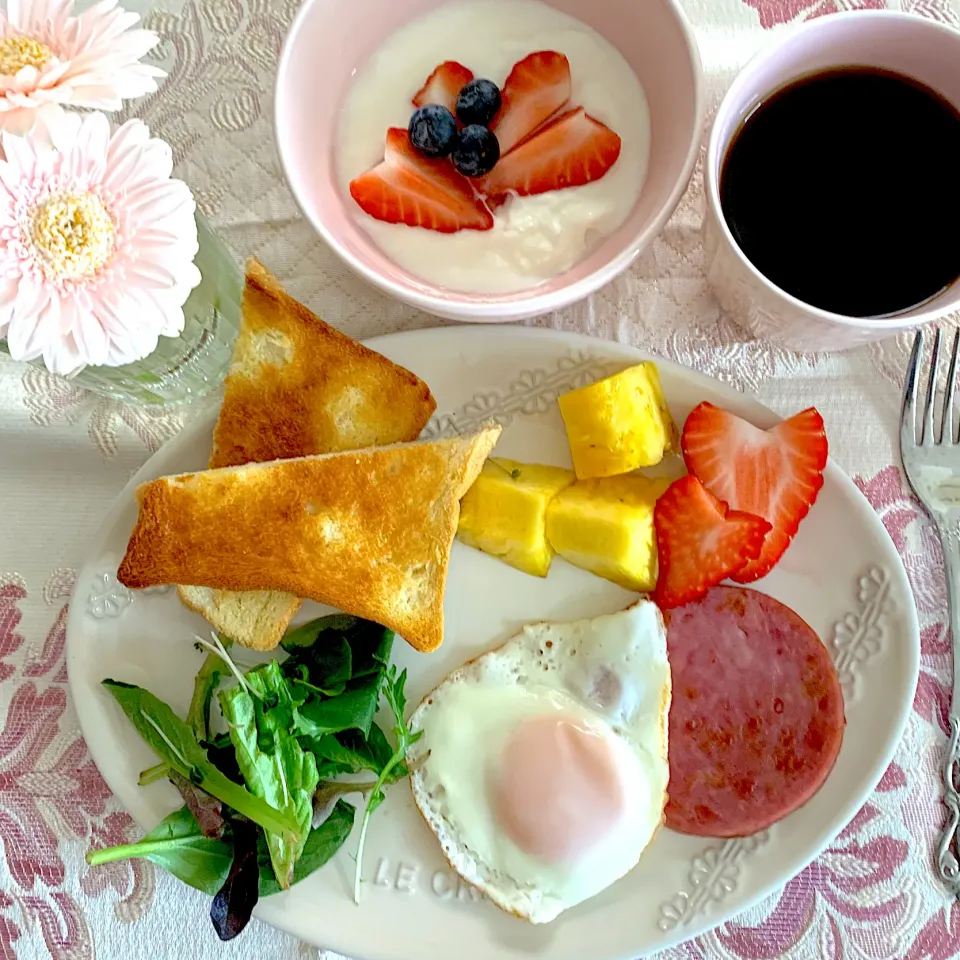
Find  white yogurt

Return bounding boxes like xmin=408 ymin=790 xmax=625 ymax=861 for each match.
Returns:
xmin=336 ymin=0 xmax=650 ymax=294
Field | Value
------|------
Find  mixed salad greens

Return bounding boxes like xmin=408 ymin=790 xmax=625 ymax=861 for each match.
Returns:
xmin=86 ymin=615 xmax=421 ymax=941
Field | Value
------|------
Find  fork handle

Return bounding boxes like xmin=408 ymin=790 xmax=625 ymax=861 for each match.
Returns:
xmin=937 ymin=527 xmax=960 ymax=896
xmin=938 ymin=717 xmax=960 ymax=895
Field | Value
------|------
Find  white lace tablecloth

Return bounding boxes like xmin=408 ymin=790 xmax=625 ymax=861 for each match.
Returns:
xmin=2 ymin=0 xmax=959 ymax=957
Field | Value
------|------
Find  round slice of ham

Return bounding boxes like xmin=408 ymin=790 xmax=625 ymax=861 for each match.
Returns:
xmin=664 ymin=585 xmax=844 ymax=837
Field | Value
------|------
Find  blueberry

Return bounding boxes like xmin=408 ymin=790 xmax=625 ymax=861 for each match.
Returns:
xmin=408 ymin=105 xmax=458 ymax=157
xmin=456 ymin=78 xmax=502 ymax=127
xmin=452 ymin=125 xmax=500 ymax=178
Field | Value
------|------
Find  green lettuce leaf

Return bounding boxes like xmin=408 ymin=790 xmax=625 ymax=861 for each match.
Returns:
xmin=102 ymin=680 xmax=297 ymax=837
xmin=258 ymin=800 xmax=355 ymax=897
xmin=86 ymin=806 xmax=231 ymax=895
xmin=219 ymin=660 xmax=319 ymax=890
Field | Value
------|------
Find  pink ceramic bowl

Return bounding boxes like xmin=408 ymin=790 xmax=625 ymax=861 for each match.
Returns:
xmin=275 ymin=0 xmax=703 ymax=322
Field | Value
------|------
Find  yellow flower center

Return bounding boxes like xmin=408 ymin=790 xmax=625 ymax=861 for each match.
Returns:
xmin=0 ymin=34 xmax=53 ymax=75
xmin=30 ymin=192 xmax=115 ymax=283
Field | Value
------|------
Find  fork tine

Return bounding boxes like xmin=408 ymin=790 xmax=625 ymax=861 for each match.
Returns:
xmin=923 ymin=328 xmax=943 ymax=445
xmin=901 ymin=330 xmax=923 ymax=449
xmin=943 ymin=328 xmax=960 ymax=445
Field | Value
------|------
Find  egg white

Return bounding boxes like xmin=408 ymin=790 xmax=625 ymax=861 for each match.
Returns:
xmin=408 ymin=600 xmax=671 ymax=923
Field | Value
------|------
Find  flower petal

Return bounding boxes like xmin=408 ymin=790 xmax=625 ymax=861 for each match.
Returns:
xmin=7 ymin=279 xmax=53 ymax=360
xmin=43 ymin=333 xmax=85 ymax=376
xmin=6 ymin=0 xmax=25 ymax=30
xmin=69 ymin=292 xmax=109 ymax=366
xmin=0 ymin=129 xmax=38 ymax=176
xmin=40 ymin=102 xmax=81 ymax=152
xmin=0 ymin=155 xmax=22 ymax=193
xmin=75 ymin=109 xmax=110 ymax=161
xmin=13 ymin=65 xmax=39 ymax=89
xmin=102 ymin=117 xmax=153 ymax=189
xmin=0 ymin=90 xmax=204 ymax=373
xmin=0 ymin=276 xmax=19 ymax=335
xmin=4 ymin=0 xmax=162 ymax=118
xmin=61 ymin=86 xmax=124 ymax=110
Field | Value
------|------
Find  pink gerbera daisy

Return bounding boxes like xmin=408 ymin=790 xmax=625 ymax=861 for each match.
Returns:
xmin=0 ymin=110 xmax=201 ymax=374
xmin=0 ymin=0 xmax=163 ymax=137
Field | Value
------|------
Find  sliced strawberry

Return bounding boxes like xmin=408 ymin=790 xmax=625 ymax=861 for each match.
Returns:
xmin=681 ymin=403 xmax=828 ymax=583
xmin=413 ymin=61 xmax=475 ymax=113
xmin=654 ymin=475 xmax=771 ymax=610
xmin=489 ymin=50 xmax=572 ymax=155
xmin=481 ymin=106 xmax=621 ymax=199
xmin=349 ymin=128 xmax=493 ymax=233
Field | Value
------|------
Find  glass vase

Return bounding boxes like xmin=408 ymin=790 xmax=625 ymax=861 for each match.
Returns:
xmin=1 ymin=213 xmax=244 ymax=407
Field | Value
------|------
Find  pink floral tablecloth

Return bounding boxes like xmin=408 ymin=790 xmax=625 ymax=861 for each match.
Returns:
xmin=2 ymin=0 xmax=960 ymax=957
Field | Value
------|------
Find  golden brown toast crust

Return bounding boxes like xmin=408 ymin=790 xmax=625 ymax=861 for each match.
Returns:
xmin=210 ymin=258 xmax=437 ymax=469
xmin=120 ymin=426 xmax=500 ymax=652
xmin=178 ymin=259 xmax=436 ymax=650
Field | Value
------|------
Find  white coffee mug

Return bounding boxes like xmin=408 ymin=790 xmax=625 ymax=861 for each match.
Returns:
xmin=704 ymin=11 xmax=960 ymax=352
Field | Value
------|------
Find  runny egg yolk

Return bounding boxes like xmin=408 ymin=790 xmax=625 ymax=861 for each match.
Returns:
xmin=489 ymin=715 xmax=626 ymax=863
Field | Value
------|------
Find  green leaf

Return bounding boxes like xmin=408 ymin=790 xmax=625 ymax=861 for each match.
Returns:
xmin=86 ymin=803 xmax=356 ymax=906
xmin=283 ymin=633 xmax=352 ymax=693
xmin=304 ymin=725 xmax=399 ymax=778
xmin=294 ymin=675 xmax=381 ymax=739
xmin=361 ymin=723 xmax=396 ymax=771
xmin=138 ymin=761 xmax=169 ymax=786
xmin=258 ymin=800 xmax=355 ymax=898
xmin=349 ymin=625 xmax=394 ymax=679
xmin=140 ymin=651 xmax=225 ymax=786
xmin=296 ymin=634 xmax=352 ymax=695
xmin=86 ymin=806 xmax=232 ymax=896
xmin=220 ymin=661 xmax=319 ymax=890
xmin=352 ymin=666 xmax=422 ymax=904
xmin=306 ymin=730 xmax=383 ymax=777
xmin=186 ymin=652 xmax=225 ymax=742
xmin=312 ymin=759 xmax=355 ymax=781
xmin=281 ymin=615 xmax=359 ymax=651
xmin=289 ymin=671 xmax=346 ymax=700
xmin=205 ymin=732 xmax=233 ymax=750
xmin=102 ymin=680 xmax=298 ymax=837
xmin=282 ymin=620 xmax=392 ymax=692
xmin=307 ymin=735 xmax=374 ymax=775
xmin=282 ymin=631 xmax=352 ymax=697
xmin=383 ymin=667 xmax=418 ymax=731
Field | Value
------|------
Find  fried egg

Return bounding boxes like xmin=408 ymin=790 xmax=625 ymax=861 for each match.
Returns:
xmin=408 ymin=600 xmax=671 ymax=924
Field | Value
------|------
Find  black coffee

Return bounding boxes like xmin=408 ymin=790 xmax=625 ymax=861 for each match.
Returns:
xmin=719 ymin=67 xmax=960 ymax=318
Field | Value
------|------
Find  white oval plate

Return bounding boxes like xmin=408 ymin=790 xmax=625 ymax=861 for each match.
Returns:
xmin=67 ymin=326 xmax=919 ymax=960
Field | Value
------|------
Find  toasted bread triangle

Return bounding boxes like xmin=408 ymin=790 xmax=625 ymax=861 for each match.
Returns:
xmin=211 ymin=258 xmax=436 ymax=468
xmin=177 ymin=259 xmax=436 ymax=651
xmin=121 ymin=424 xmax=501 ymax=652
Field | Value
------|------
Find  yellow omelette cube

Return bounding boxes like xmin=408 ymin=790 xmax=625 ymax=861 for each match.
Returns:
xmin=557 ymin=362 xmax=679 ymax=479
xmin=545 ymin=474 xmax=672 ymax=591
xmin=457 ymin=458 xmax=576 ymax=577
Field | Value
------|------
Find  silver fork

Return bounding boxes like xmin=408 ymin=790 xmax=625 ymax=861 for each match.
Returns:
xmin=901 ymin=327 xmax=960 ymax=896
